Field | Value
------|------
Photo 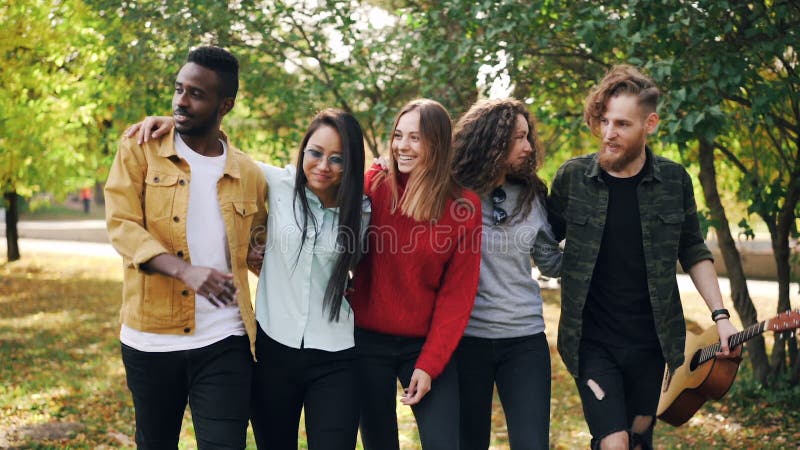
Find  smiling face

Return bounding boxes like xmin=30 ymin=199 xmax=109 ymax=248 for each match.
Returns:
xmin=172 ymin=62 xmax=227 ymax=137
xmin=504 ymin=114 xmax=533 ymax=175
xmin=301 ymin=125 xmax=344 ymax=206
xmin=391 ymin=109 xmax=425 ymax=175
xmin=597 ymin=94 xmax=658 ymax=176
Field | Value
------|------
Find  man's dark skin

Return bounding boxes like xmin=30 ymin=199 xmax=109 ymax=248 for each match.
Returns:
xmin=140 ymin=61 xmax=237 ymax=307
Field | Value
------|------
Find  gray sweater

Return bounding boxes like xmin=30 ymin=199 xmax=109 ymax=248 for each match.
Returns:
xmin=464 ymin=183 xmax=562 ymax=338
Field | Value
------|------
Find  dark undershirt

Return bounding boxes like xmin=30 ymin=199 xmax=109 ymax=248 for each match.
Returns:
xmin=581 ymin=166 xmax=660 ymax=349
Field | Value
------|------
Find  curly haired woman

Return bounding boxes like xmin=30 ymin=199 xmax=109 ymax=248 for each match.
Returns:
xmin=451 ymin=98 xmax=562 ymax=450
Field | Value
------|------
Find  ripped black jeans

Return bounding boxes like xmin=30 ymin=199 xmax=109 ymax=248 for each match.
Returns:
xmin=576 ymin=339 xmax=665 ymax=450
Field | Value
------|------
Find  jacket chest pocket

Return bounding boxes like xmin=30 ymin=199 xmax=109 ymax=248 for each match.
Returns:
xmin=230 ymin=201 xmax=258 ymax=250
xmin=653 ymin=212 xmax=683 ymax=258
xmin=143 ymin=172 xmax=180 ymax=237
xmin=564 ymin=206 xmax=591 ymax=234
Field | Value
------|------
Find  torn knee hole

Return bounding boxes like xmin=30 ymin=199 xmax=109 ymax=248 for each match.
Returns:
xmin=586 ymin=378 xmax=605 ymax=400
xmin=631 ymin=415 xmax=653 ymax=433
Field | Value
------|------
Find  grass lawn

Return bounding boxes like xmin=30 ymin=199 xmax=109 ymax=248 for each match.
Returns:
xmin=1 ymin=250 xmax=798 ymax=449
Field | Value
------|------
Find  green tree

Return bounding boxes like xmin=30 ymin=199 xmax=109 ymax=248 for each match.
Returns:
xmin=408 ymin=0 xmax=800 ymax=383
xmin=1 ymin=0 xmax=113 ymax=261
xmin=617 ymin=0 xmax=799 ymax=384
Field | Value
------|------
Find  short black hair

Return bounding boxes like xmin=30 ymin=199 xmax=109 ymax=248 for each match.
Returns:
xmin=186 ymin=46 xmax=239 ymax=99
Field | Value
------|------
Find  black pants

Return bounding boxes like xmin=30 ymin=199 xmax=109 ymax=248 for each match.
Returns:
xmin=576 ymin=339 xmax=665 ymax=450
xmin=120 ymin=335 xmax=252 ymax=450
xmin=455 ymin=333 xmax=551 ymax=450
xmin=354 ymin=327 xmax=459 ymax=450
xmin=250 ymin=325 xmax=359 ymax=450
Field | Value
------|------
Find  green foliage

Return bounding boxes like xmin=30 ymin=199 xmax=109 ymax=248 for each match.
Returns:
xmin=737 ymin=218 xmax=756 ymax=241
xmin=0 ymin=0 xmax=113 ymax=198
xmin=698 ymin=209 xmax=722 ymax=238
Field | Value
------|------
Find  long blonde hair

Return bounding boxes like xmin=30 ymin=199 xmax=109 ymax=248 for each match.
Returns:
xmin=372 ymin=98 xmax=460 ymax=222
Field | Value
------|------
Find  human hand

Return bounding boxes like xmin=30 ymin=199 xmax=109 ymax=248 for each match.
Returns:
xmin=375 ymin=156 xmax=390 ymax=171
xmin=401 ymin=368 xmax=432 ymax=406
xmin=177 ymin=266 xmax=237 ymax=307
xmin=715 ymin=318 xmax=742 ymax=359
xmin=247 ymin=244 xmax=265 ymax=275
xmin=123 ymin=116 xmax=174 ymax=145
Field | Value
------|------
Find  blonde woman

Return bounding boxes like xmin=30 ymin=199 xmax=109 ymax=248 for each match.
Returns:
xmin=349 ymin=99 xmax=482 ymax=450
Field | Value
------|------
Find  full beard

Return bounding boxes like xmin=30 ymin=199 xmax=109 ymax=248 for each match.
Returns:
xmin=598 ymin=144 xmax=641 ymax=174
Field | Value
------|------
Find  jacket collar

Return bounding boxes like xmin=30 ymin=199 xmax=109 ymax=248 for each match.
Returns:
xmin=160 ymin=127 xmax=242 ymax=179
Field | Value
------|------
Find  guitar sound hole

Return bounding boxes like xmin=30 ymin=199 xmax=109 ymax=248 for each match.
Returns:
xmin=689 ymin=350 xmax=701 ymax=371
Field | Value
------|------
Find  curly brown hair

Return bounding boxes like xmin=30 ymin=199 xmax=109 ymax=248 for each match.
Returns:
xmin=452 ymin=98 xmax=547 ymax=223
xmin=584 ymin=64 xmax=660 ymax=136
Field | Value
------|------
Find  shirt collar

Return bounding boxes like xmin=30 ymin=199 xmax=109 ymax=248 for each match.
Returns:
xmin=304 ymin=186 xmax=340 ymax=214
xmin=217 ymin=129 xmax=242 ymax=179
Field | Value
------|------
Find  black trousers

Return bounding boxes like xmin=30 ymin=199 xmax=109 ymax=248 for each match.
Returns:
xmin=120 ymin=334 xmax=252 ymax=450
xmin=250 ymin=325 xmax=360 ymax=450
xmin=455 ymin=333 xmax=551 ymax=450
xmin=354 ymin=327 xmax=460 ymax=450
xmin=576 ymin=339 xmax=665 ymax=450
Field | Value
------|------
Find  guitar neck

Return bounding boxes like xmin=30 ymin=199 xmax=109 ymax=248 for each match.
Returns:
xmin=697 ymin=321 xmax=765 ymax=365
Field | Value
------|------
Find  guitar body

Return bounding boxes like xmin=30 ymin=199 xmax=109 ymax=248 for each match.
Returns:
xmin=656 ymin=324 xmax=741 ymax=426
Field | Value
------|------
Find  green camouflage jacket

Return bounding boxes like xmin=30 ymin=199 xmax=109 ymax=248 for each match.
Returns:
xmin=547 ymin=147 xmax=713 ymax=378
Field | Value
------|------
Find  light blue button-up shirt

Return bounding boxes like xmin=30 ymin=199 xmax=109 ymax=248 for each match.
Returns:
xmin=255 ymin=163 xmax=370 ymax=351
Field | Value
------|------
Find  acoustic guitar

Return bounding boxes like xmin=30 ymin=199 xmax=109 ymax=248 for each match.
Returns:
xmin=657 ymin=309 xmax=800 ymax=426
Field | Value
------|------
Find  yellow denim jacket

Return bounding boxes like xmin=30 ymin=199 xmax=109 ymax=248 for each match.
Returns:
xmin=104 ymin=128 xmax=267 ymax=356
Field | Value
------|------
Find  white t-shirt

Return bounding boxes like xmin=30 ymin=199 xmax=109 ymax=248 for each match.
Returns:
xmin=121 ymin=134 xmax=245 ymax=351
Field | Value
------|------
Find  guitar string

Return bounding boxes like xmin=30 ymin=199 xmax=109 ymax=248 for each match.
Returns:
xmin=700 ymin=321 xmax=763 ymax=365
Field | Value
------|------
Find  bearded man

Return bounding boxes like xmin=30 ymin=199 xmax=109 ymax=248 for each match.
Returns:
xmin=547 ymin=65 xmax=739 ymax=450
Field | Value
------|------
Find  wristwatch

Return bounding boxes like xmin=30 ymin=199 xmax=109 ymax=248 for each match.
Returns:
xmin=711 ymin=308 xmax=730 ymax=322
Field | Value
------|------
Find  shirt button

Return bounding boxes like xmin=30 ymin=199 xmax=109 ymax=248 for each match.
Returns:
xmin=176 ymin=250 xmax=184 ymax=258
xmin=173 ymin=216 xmax=180 ymax=222
xmin=153 ymin=176 xmax=160 ymax=183
xmin=183 ymin=327 xmax=191 ymax=333
xmin=179 ymin=179 xmax=186 ymax=185
xmin=181 ymin=289 xmax=189 ymax=296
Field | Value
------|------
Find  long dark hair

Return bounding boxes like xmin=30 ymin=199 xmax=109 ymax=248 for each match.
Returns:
xmin=293 ymin=108 xmax=366 ymax=321
xmin=452 ymin=98 xmax=547 ymax=222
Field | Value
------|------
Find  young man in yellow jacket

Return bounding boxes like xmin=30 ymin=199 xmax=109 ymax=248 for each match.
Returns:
xmin=105 ymin=46 xmax=266 ymax=449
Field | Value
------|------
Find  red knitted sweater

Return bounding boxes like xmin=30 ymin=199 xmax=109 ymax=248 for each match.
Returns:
xmin=350 ymin=165 xmax=482 ymax=379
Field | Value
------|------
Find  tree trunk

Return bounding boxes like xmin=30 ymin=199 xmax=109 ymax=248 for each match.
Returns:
xmin=4 ymin=191 xmax=20 ymax=262
xmin=93 ymin=181 xmax=104 ymax=206
xmin=697 ymin=140 xmax=769 ymax=384
xmin=768 ymin=177 xmax=800 ymax=382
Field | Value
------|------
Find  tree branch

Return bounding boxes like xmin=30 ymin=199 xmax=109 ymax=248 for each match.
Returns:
xmin=713 ymin=142 xmax=750 ymax=176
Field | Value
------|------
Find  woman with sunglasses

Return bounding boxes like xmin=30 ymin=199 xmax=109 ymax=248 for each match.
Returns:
xmin=451 ymin=98 xmax=562 ymax=450
xmin=125 ymin=109 xmax=369 ymax=449
xmin=348 ymin=98 xmax=482 ymax=450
